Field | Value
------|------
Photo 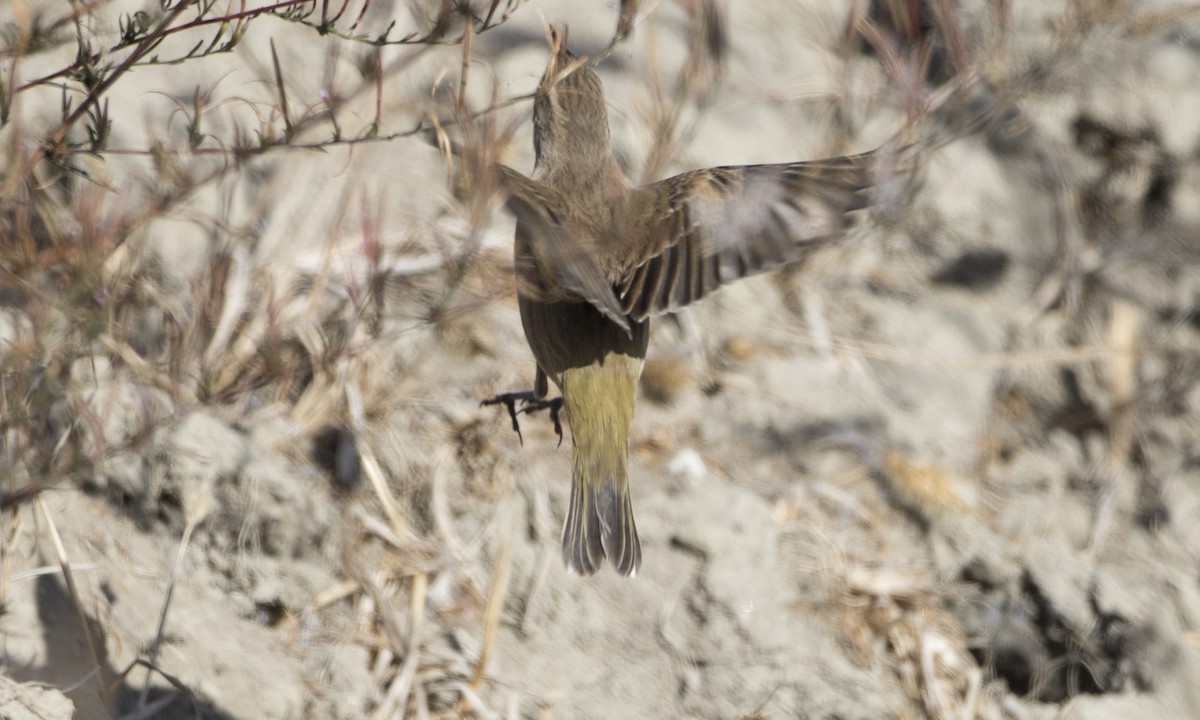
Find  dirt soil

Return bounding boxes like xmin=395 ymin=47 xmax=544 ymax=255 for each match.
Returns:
xmin=3 ymin=1 xmax=1200 ymax=719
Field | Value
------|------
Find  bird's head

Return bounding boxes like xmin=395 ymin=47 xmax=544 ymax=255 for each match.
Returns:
xmin=532 ymin=24 xmax=612 ymax=175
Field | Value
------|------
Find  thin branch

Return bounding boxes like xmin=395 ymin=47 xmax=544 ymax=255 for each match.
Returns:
xmin=12 ymin=0 xmax=192 ymax=184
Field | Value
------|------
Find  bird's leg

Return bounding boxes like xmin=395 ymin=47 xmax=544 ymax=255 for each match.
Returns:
xmin=482 ymin=390 xmax=533 ymax=444
xmin=481 ymin=392 xmax=565 ymax=447
xmin=524 ymin=394 xmax=565 ymax=448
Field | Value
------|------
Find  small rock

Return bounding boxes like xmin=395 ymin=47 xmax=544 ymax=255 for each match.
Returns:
xmin=668 ymin=448 xmax=707 ymax=484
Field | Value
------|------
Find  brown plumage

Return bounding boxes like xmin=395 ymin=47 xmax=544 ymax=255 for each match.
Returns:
xmin=485 ymin=25 xmax=909 ymax=577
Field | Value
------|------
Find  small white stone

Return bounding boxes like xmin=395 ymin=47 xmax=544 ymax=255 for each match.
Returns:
xmin=668 ymin=448 xmax=707 ymax=483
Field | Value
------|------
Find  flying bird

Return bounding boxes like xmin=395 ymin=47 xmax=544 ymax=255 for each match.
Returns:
xmin=482 ymin=25 xmax=913 ymax=577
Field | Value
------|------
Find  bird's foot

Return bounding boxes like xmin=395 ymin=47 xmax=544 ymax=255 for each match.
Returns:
xmin=481 ymin=391 xmax=565 ymax=447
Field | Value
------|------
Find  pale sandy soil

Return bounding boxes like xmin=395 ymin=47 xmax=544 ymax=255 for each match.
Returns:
xmin=2 ymin=1 xmax=1200 ymax=718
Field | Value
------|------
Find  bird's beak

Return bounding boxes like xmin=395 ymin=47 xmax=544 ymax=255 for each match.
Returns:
xmin=547 ymin=23 xmax=569 ymax=67
xmin=542 ymin=23 xmax=577 ymax=89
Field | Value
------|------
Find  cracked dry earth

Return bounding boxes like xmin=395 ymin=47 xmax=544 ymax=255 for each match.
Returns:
xmin=3 ymin=1 xmax=1200 ymax=719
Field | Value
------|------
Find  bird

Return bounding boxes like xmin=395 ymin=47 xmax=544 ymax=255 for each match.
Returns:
xmin=481 ymin=24 xmax=911 ymax=577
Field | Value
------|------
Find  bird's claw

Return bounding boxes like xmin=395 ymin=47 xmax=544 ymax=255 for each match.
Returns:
xmin=482 ymin=391 xmax=564 ymax=447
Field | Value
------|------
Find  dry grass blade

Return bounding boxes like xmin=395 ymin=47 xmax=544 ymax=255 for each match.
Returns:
xmin=456 ymin=681 xmax=498 ymax=718
xmin=110 ymin=658 xmax=201 ymax=720
xmin=270 ymin=38 xmax=294 ymax=137
xmin=414 ymin=682 xmax=432 ymax=720
xmin=844 ymin=566 xmax=931 ymax=602
xmin=1088 ymin=298 xmax=1141 ymax=556
xmin=615 ymin=0 xmax=641 ymax=40
xmin=98 ymin=334 xmax=199 ymax=404
xmin=518 ymin=486 xmax=553 ymax=637
xmin=201 ymin=245 xmax=252 ymax=367
xmin=312 ymin=579 xmax=360 ymax=610
xmin=1105 ymin=299 xmax=1139 ymax=468
xmin=359 ymin=440 xmax=410 ymax=543
xmin=0 ymin=506 xmax=25 ymax=609
xmin=458 ymin=11 xmax=474 ymax=112
xmin=781 ymin=325 xmax=1179 ymax=372
xmin=37 ymin=496 xmax=104 ymax=696
xmin=353 ymin=506 xmax=406 ymax=550
xmin=370 ymin=571 xmax=428 ymax=719
xmin=9 ymin=563 xmax=101 ymax=585
xmin=430 ymin=449 xmax=466 ymax=552
xmin=137 ymin=482 xmax=212 ymax=708
xmin=468 ymin=541 xmax=511 ymax=692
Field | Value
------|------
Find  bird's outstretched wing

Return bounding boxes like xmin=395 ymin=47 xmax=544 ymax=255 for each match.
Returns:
xmin=616 ymin=148 xmax=908 ymax=321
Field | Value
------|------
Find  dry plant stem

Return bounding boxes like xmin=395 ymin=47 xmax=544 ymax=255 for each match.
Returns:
xmin=9 ymin=0 xmax=518 ymax=90
xmin=353 ymin=505 xmax=405 ymax=549
xmin=50 ymin=0 xmax=643 ymax=163
xmin=456 ymin=682 xmax=497 ymax=718
xmin=919 ymin=633 xmax=949 ymax=719
xmin=108 ymin=658 xmax=200 ymax=720
xmin=37 ymin=496 xmax=105 ymax=696
xmin=269 ymin=38 xmax=294 ymax=139
xmin=930 ymin=0 xmax=968 ymax=73
xmin=370 ymin=571 xmax=427 ymax=720
xmin=359 ymin=440 xmax=410 ymax=542
xmin=430 ymin=450 xmax=465 ymax=552
xmin=99 ymin=334 xmax=198 ymax=404
xmin=295 ymin=0 xmax=515 ymax=48
xmin=1104 ymin=299 xmax=1138 ymax=469
xmin=9 ymin=563 xmax=101 ymax=585
xmin=137 ymin=500 xmax=208 ymax=708
xmin=201 ymin=245 xmax=251 ymax=368
xmin=414 ymin=681 xmax=431 ymax=720
xmin=780 ymin=327 xmax=1187 ymax=371
xmin=466 ymin=542 xmax=511 ymax=702
xmin=28 ymin=41 xmax=439 ymax=289
xmin=373 ymin=627 xmax=418 ymax=716
xmin=844 ymin=567 xmax=930 ymax=602
xmin=369 ymin=645 xmax=392 ymax=687
xmin=458 ymin=13 xmax=474 ymax=113
xmin=311 ymin=578 xmax=360 ymax=609
xmin=1088 ymin=299 xmax=1140 ymax=556
xmin=409 ymin=571 xmax=427 ymax=658
xmin=360 ymin=570 xmax=404 ymax=658
xmin=961 ymin=665 xmax=982 ymax=720
xmin=12 ymin=0 xmax=192 ymax=185
xmin=657 ymin=570 xmax=692 ymax=658
xmin=616 ymin=0 xmax=641 ymax=41
xmin=635 ymin=5 xmax=722 ymax=183
xmin=1036 ymin=184 xmax=1089 ymax=322
xmin=801 ymin=283 xmax=836 ymax=363
xmin=0 ymin=0 xmax=105 ymax=63
xmin=0 ymin=508 xmax=24 ymax=609
xmin=116 ymin=686 xmax=183 ymax=720
xmin=518 ymin=488 xmax=553 ymax=637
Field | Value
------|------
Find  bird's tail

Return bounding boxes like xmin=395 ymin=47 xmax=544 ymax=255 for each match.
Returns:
xmin=559 ymin=358 xmax=642 ymax=577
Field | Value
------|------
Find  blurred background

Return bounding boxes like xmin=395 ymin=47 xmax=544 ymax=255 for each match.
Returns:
xmin=2 ymin=0 xmax=1200 ymax=718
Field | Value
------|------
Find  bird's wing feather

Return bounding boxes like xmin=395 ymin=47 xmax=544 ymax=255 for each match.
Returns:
xmin=618 ymin=150 xmax=894 ymax=321
xmin=498 ymin=166 xmax=632 ymax=334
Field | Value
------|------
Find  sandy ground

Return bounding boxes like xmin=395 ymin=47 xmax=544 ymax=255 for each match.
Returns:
xmin=3 ymin=0 xmax=1200 ymax=718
